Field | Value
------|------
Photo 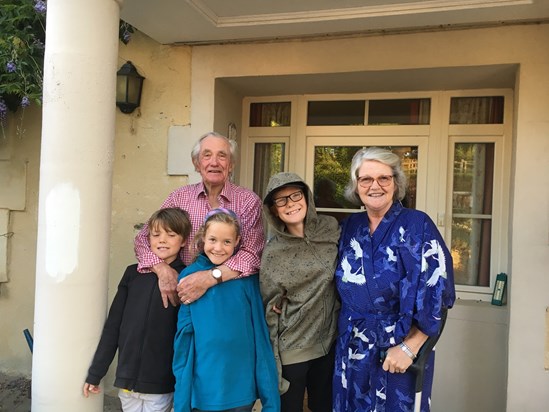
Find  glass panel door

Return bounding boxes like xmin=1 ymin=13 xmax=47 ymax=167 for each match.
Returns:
xmin=308 ymin=140 xmax=423 ymax=222
xmin=252 ymin=142 xmax=286 ymax=199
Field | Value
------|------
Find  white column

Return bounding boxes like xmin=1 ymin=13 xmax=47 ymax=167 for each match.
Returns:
xmin=32 ymin=0 xmax=122 ymax=411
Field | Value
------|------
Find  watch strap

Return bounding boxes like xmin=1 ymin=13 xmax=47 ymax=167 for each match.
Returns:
xmin=211 ymin=268 xmax=223 ymax=284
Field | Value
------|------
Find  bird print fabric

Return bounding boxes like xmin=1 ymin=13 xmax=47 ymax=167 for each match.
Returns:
xmin=333 ymin=202 xmax=455 ymax=412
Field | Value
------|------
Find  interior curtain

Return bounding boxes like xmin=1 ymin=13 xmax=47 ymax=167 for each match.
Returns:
xmin=253 ymin=143 xmax=271 ymax=198
xmin=468 ymin=143 xmax=494 ymax=287
xmin=450 ymin=97 xmax=503 ymax=124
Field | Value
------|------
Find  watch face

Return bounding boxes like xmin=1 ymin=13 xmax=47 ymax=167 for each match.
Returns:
xmin=212 ymin=268 xmax=222 ymax=279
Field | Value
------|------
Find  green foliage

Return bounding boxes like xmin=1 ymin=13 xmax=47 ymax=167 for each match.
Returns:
xmin=0 ymin=0 xmax=46 ymax=112
xmin=313 ymin=147 xmax=357 ymax=208
xmin=0 ymin=0 xmax=135 ymax=119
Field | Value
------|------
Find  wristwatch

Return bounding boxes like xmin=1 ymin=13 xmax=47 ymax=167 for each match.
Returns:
xmin=211 ymin=267 xmax=223 ymax=284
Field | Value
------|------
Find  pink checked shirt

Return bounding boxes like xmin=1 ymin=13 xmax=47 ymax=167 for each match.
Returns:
xmin=134 ymin=181 xmax=265 ymax=276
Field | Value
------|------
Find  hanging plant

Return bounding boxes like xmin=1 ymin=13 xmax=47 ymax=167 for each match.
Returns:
xmin=0 ymin=0 xmax=134 ymax=135
xmin=0 ymin=0 xmax=45 ymax=119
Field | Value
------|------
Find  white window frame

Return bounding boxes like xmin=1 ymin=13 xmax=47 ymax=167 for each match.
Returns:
xmin=240 ymin=89 xmax=512 ymax=302
xmin=442 ymin=90 xmax=513 ymax=300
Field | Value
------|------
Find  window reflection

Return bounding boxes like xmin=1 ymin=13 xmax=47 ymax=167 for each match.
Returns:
xmin=307 ymin=100 xmax=365 ymax=126
xmin=253 ymin=143 xmax=285 ymax=199
xmin=451 ymin=143 xmax=494 ymax=286
xmin=368 ymin=99 xmax=430 ymax=125
xmin=313 ymin=146 xmax=418 ymax=222
xmin=305 ymin=99 xmax=431 ymax=126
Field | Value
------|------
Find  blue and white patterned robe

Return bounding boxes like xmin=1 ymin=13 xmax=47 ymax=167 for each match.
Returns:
xmin=333 ymin=202 xmax=455 ymax=412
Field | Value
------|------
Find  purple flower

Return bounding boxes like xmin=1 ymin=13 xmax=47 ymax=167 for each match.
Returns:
xmin=6 ymin=61 xmax=16 ymax=73
xmin=21 ymin=96 xmax=30 ymax=108
xmin=0 ymin=99 xmax=7 ymax=123
xmin=34 ymin=0 xmax=47 ymax=14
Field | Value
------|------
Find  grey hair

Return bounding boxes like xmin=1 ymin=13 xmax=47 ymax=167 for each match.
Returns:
xmin=190 ymin=131 xmax=238 ymax=167
xmin=344 ymin=147 xmax=407 ymax=205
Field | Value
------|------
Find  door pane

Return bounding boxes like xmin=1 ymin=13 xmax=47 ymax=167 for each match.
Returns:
xmin=313 ymin=145 xmax=418 ymax=221
xmin=451 ymin=143 xmax=494 ymax=286
xmin=253 ymin=143 xmax=285 ymax=199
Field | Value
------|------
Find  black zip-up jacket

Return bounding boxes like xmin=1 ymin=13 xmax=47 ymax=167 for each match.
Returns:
xmin=86 ymin=259 xmax=184 ymax=394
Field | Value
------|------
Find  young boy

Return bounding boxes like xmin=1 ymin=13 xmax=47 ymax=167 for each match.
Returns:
xmin=84 ymin=208 xmax=191 ymax=412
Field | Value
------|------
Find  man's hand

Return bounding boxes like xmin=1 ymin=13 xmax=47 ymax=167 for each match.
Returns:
xmin=177 ymin=270 xmax=216 ymax=304
xmin=153 ymin=261 xmax=179 ymax=308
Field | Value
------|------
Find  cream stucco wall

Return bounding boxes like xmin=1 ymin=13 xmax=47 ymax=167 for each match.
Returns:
xmin=110 ymin=31 xmax=191 ymax=300
xmin=0 ymin=106 xmax=42 ymax=375
xmin=507 ymin=54 xmax=549 ymax=411
xmin=106 ymin=31 xmax=192 ymax=392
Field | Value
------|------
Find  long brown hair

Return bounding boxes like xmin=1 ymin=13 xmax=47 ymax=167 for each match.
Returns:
xmin=193 ymin=208 xmax=241 ymax=254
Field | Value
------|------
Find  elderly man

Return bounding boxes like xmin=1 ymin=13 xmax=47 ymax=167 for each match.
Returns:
xmin=134 ymin=132 xmax=265 ymax=308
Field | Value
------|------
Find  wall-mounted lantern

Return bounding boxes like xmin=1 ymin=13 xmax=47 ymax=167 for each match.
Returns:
xmin=116 ymin=61 xmax=145 ymax=114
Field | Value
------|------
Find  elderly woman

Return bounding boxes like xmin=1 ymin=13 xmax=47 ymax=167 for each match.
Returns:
xmin=333 ymin=147 xmax=455 ymax=412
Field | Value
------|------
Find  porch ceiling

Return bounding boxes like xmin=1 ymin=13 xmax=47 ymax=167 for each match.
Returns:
xmin=217 ymin=65 xmax=519 ymax=96
xmin=120 ymin=0 xmax=549 ymax=45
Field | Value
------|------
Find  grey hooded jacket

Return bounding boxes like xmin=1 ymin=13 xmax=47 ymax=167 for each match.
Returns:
xmin=260 ymin=172 xmax=340 ymax=394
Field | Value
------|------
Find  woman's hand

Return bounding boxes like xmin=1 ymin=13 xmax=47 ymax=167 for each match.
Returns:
xmin=271 ymin=292 xmax=288 ymax=315
xmin=382 ymin=345 xmax=413 ymax=374
xmin=383 ymin=326 xmax=429 ymax=373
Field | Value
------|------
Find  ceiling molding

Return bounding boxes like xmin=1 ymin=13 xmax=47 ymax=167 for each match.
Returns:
xmin=175 ymin=18 xmax=548 ymax=46
xmin=186 ymin=0 xmax=532 ymax=27
xmin=122 ymin=0 xmax=548 ymax=44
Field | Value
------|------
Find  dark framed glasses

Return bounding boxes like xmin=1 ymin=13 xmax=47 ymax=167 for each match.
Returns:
xmin=273 ymin=190 xmax=304 ymax=207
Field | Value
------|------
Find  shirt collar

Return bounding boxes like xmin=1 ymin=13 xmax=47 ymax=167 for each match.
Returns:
xmin=197 ymin=180 xmax=233 ymax=203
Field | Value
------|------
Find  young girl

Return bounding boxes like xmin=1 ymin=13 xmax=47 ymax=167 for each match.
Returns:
xmin=172 ymin=208 xmax=280 ymax=412
xmin=260 ymin=172 xmax=340 ymax=412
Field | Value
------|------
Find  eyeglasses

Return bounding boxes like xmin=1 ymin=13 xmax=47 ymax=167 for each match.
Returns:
xmin=273 ymin=190 xmax=304 ymax=207
xmin=357 ymin=175 xmax=394 ymax=188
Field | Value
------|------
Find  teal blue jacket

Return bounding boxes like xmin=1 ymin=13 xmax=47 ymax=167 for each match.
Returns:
xmin=173 ymin=253 xmax=280 ymax=412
